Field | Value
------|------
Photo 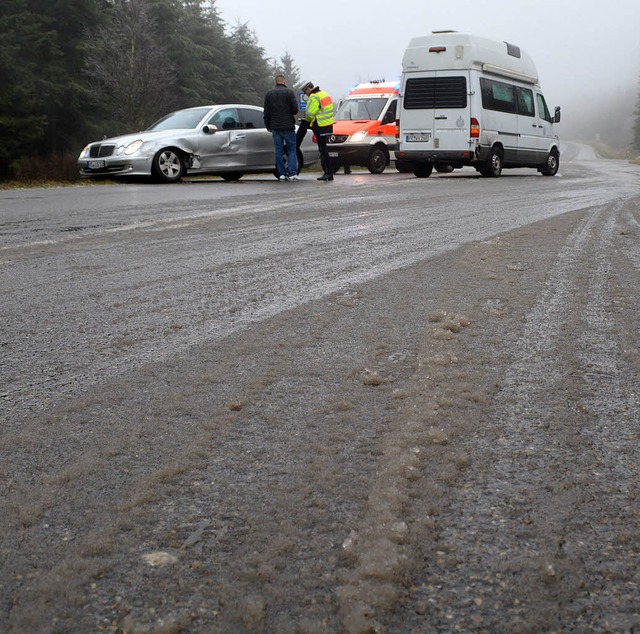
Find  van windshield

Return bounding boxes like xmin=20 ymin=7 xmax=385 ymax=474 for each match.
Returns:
xmin=336 ymin=98 xmax=387 ymax=121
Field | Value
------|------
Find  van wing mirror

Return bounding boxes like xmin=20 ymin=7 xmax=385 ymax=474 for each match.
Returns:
xmin=554 ymin=106 xmax=561 ymax=123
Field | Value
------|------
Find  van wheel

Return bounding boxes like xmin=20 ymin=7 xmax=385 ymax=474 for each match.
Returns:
xmin=413 ymin=163 xmax=433 ymax=178
xmin=540 ymin=149 xmax=559 ymax=176
xmin=367 ymin=147 xmax=387 ymax=174
xmin=480 ymin=147 xmax=503 ymax=177
xmin=395 ymin=159 xmax=413 ymax=173
xmin=435 ymin=163 xmax=454 ymax=173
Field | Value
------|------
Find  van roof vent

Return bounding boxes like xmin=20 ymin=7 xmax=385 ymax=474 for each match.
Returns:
xmin=505 ymin=42 xmax=521 ymax=58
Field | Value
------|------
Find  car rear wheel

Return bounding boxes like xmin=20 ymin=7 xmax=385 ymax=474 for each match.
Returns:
xmin=152 ymin=148 xmax=185 ymax=183
xmin=367 ymin=147 xmax=387 ymax=174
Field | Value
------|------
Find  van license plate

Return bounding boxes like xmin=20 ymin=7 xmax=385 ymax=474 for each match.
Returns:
xmin=87 ymin=160 xmax=106 ymax=169
xmin=406 ymin=133 xmax=431 ymax=142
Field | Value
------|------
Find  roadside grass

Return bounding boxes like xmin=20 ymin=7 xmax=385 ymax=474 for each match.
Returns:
xmin=591 ymin=142 xmax=640 ymax=162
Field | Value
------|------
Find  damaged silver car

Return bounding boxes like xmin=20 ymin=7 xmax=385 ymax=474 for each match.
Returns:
xmin=78 ymin=104 xmax=319 ymax=183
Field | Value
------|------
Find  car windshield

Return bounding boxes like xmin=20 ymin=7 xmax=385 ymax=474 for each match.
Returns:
xmin=147 ymin=107 xmax=212 ymax=131
xmin=335 ymin=98 xmax=387 ymax=121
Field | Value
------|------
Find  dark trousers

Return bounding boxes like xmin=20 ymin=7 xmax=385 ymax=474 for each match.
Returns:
xmin=315 ymin=124 xmax=333 ymax=177
xmin=297 ymin=121 xmax=333 ymax=177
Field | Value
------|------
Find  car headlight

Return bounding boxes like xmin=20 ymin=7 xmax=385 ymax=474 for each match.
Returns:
xmin=348 ymin=131 xmax=368 ymax=143
xmin=124 ymin=139 xmax=144 ymax=155
xmin=78 ymin=145 xmax=90 ymax=159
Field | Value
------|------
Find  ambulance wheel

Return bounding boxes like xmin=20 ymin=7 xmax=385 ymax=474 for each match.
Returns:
xmin=480 ymin=147 xmax=503 ymax=177
xmin=413 ymin=163 xmax=433 ymax=178
xmin=367 ymin=147 xmax=387 ymax=174
xmin=539 ymin=149 xmax=559 ymax=176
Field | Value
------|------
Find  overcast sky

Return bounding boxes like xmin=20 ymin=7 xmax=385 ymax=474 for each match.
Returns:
xmin=214 ymin=0 xmax=640 ymax=108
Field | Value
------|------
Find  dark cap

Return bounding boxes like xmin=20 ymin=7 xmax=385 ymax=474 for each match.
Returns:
xmin=301 ymin=81 xmax=314 ymax=92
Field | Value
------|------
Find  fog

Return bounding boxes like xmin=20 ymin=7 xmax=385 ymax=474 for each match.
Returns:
xmin=214 ymin=0 xmax=640 ymax=146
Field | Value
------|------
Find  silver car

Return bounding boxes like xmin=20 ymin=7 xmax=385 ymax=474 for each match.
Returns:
xmin=78 ymin=104 xmax=319 ymax=182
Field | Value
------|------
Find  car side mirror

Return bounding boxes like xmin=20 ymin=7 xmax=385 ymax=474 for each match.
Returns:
xmin=203 ymin=125 xmax=218 ymax=134
xmin=554 ymin=106 xmax=561 ymax=123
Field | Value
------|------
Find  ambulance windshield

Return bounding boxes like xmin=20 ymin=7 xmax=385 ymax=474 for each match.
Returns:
xmin=335 ymin=98 xmax=387 ymax=121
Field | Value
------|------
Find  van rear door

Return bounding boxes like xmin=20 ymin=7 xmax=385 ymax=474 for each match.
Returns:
xmin=401 ymin=72 xmax=469 ymax=154
xmin=430 ymin=71 xmax=470 ymax=152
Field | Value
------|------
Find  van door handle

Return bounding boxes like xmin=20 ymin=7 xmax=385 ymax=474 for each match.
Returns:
xmin=435 ymin=115 xmax=447 ymax=120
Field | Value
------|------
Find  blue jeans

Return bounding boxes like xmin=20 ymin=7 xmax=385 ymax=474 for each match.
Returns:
xmin=272 ymin=129 xmax=298 ymax=177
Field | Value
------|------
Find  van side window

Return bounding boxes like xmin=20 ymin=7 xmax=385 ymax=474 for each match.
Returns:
xmin=516 ymin=87 xmax=535 ymax=117
xmin=536 ymin=94 xmax=553 ymax=123
xmin=480 ymin=78 xmax=516 ymax=114
xmin=404 ymin=77 xmax=467 ymax=109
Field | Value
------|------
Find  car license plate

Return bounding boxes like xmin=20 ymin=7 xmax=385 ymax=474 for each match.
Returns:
xmin=87 ymin=160 xmax=106 ymax=169
xmin=328 ymin=152 xmax=338 ymax=158
xmin=406 ymin=133 xmax=431 ymax=142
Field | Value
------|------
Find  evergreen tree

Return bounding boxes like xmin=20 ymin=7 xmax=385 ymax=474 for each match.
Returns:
xmin=0 ymin=0 xmax=50 ymax=177
xmin=226 ymin=23 xmax=272 ymax=104
xmin=272 ymin=50 xmax=301 ymax=90
xmin=83 ymin=0 xmax=178 ymax=133
xmin=146 ymin=0 xmax=231 ymax=107
xmin=633 ymin=75 xmax=640 ymax=153
xmin=27 ymin=0 xmax=111 ymax=153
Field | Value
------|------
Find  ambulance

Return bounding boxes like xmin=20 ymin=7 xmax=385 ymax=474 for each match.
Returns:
xmin=396 ymin=32 xmax=561 ymax=177
xmin=327 ymin=81 xmax=400 ymax=174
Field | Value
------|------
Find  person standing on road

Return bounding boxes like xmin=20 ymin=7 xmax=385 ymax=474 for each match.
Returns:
xmin=264 ymin=74 xmax=299 ymax=181
xmin=301 ymin=81 xmax=335 ymax=181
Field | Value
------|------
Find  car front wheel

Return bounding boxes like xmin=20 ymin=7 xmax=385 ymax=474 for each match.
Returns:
xmin=152 ymin=148 xmax=185 ymax=183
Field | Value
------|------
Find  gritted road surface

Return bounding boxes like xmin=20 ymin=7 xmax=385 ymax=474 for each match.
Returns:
xmin=1 ymin=145 xmax=639 ymax=633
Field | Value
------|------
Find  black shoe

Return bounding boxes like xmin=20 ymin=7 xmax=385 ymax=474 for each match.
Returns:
xmin=317 ymin=174 xmax=334 ymax=181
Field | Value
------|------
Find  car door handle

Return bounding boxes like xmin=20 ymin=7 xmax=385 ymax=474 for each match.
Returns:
xmin=235 ymin=134 xmax=246 ymax=139
xmin=435 ymin=115 xmax=447 ymax=120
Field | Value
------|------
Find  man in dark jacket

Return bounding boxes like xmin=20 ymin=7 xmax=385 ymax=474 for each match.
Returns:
xmin=263 ymin=75 xmax=299 ymax=180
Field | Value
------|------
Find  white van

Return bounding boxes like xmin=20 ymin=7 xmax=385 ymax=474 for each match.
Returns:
xmin=396 ymin=31 xmax=561 ymax=178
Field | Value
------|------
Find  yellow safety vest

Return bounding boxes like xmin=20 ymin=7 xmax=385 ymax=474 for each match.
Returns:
xmin=305 ymin=90 xmax=334 ymax=127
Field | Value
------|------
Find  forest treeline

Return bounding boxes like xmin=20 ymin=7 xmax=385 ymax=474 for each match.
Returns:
xmin=1 ymin=0 xmax=639 ymax=182
xmin=0 ymin=0 xmax=301 ymax=180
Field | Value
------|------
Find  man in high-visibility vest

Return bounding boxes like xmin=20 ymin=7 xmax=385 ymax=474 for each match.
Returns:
xmin=301 ymin=81 xmax=335 ymax=181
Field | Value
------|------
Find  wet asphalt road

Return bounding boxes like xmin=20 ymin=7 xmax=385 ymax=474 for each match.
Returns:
xmin=1 ymin=146 xmax=639 ymax=633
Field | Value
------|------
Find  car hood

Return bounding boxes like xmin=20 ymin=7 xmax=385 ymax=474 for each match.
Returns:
xmin=94 ymin=129 xmax=197 ymax=146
